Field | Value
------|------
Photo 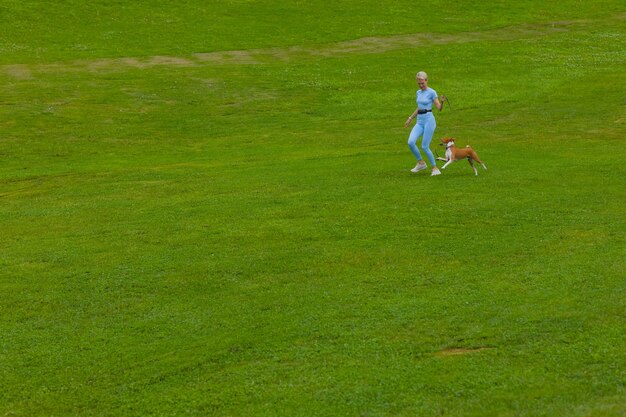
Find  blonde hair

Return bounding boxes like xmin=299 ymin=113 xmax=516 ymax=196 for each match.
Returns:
xmin=416 ymin=71 xmax=428 ymax=80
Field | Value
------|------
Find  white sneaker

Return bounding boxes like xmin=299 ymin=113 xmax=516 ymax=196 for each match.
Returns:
xmin=431 ymin=167 xmax=441 ymax=176
xmin=411 ymin=162 xmax=427 ymax=173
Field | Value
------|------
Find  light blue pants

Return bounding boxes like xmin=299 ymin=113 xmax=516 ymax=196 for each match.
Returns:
xmin=408 ymin=114 xmax=436 ymax=166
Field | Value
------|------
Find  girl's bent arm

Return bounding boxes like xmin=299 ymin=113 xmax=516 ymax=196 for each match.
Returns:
xmin=434 ymin=98 xmax=443 ymax=111
xmin=405 ymin=108 xmax=419 ymax=127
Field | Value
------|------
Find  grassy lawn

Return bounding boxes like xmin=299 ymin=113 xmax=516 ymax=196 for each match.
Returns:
xmin=1 ymin=1 xmax=624 ymax=416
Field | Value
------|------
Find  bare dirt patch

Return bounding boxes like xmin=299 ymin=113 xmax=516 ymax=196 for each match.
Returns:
xmin=194 ymin=50 xmax=260 ymax=65
xmin=3 ymin=64 xmax=32 ymax=79
xmin=435 ymin=347 xmax=493 ymax=356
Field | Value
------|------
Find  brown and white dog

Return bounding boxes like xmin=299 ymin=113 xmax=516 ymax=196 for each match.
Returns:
xmin=437 ymin=137 xmax=487 ymax=176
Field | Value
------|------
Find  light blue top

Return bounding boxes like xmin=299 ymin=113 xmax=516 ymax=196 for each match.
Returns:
xmin=416 ymin=87 xmax=438 ymax=110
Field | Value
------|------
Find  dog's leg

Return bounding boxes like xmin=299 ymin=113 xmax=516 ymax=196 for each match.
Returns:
xmin=436 ymin=157 xmax=448 ymax=162
xmin=441 ymin=159 xmax=454 ymax=170
xmin=474 ymin=156 xmax=487 ymax=170
xmin=467 ymin=157 xmax=478 ymax=176
xmin=470 ymin=150 xmax=487 ymax=171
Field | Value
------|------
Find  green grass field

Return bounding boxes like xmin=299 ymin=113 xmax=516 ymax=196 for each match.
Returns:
xmin=1 ymin=1 xmax=625 ymax=416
